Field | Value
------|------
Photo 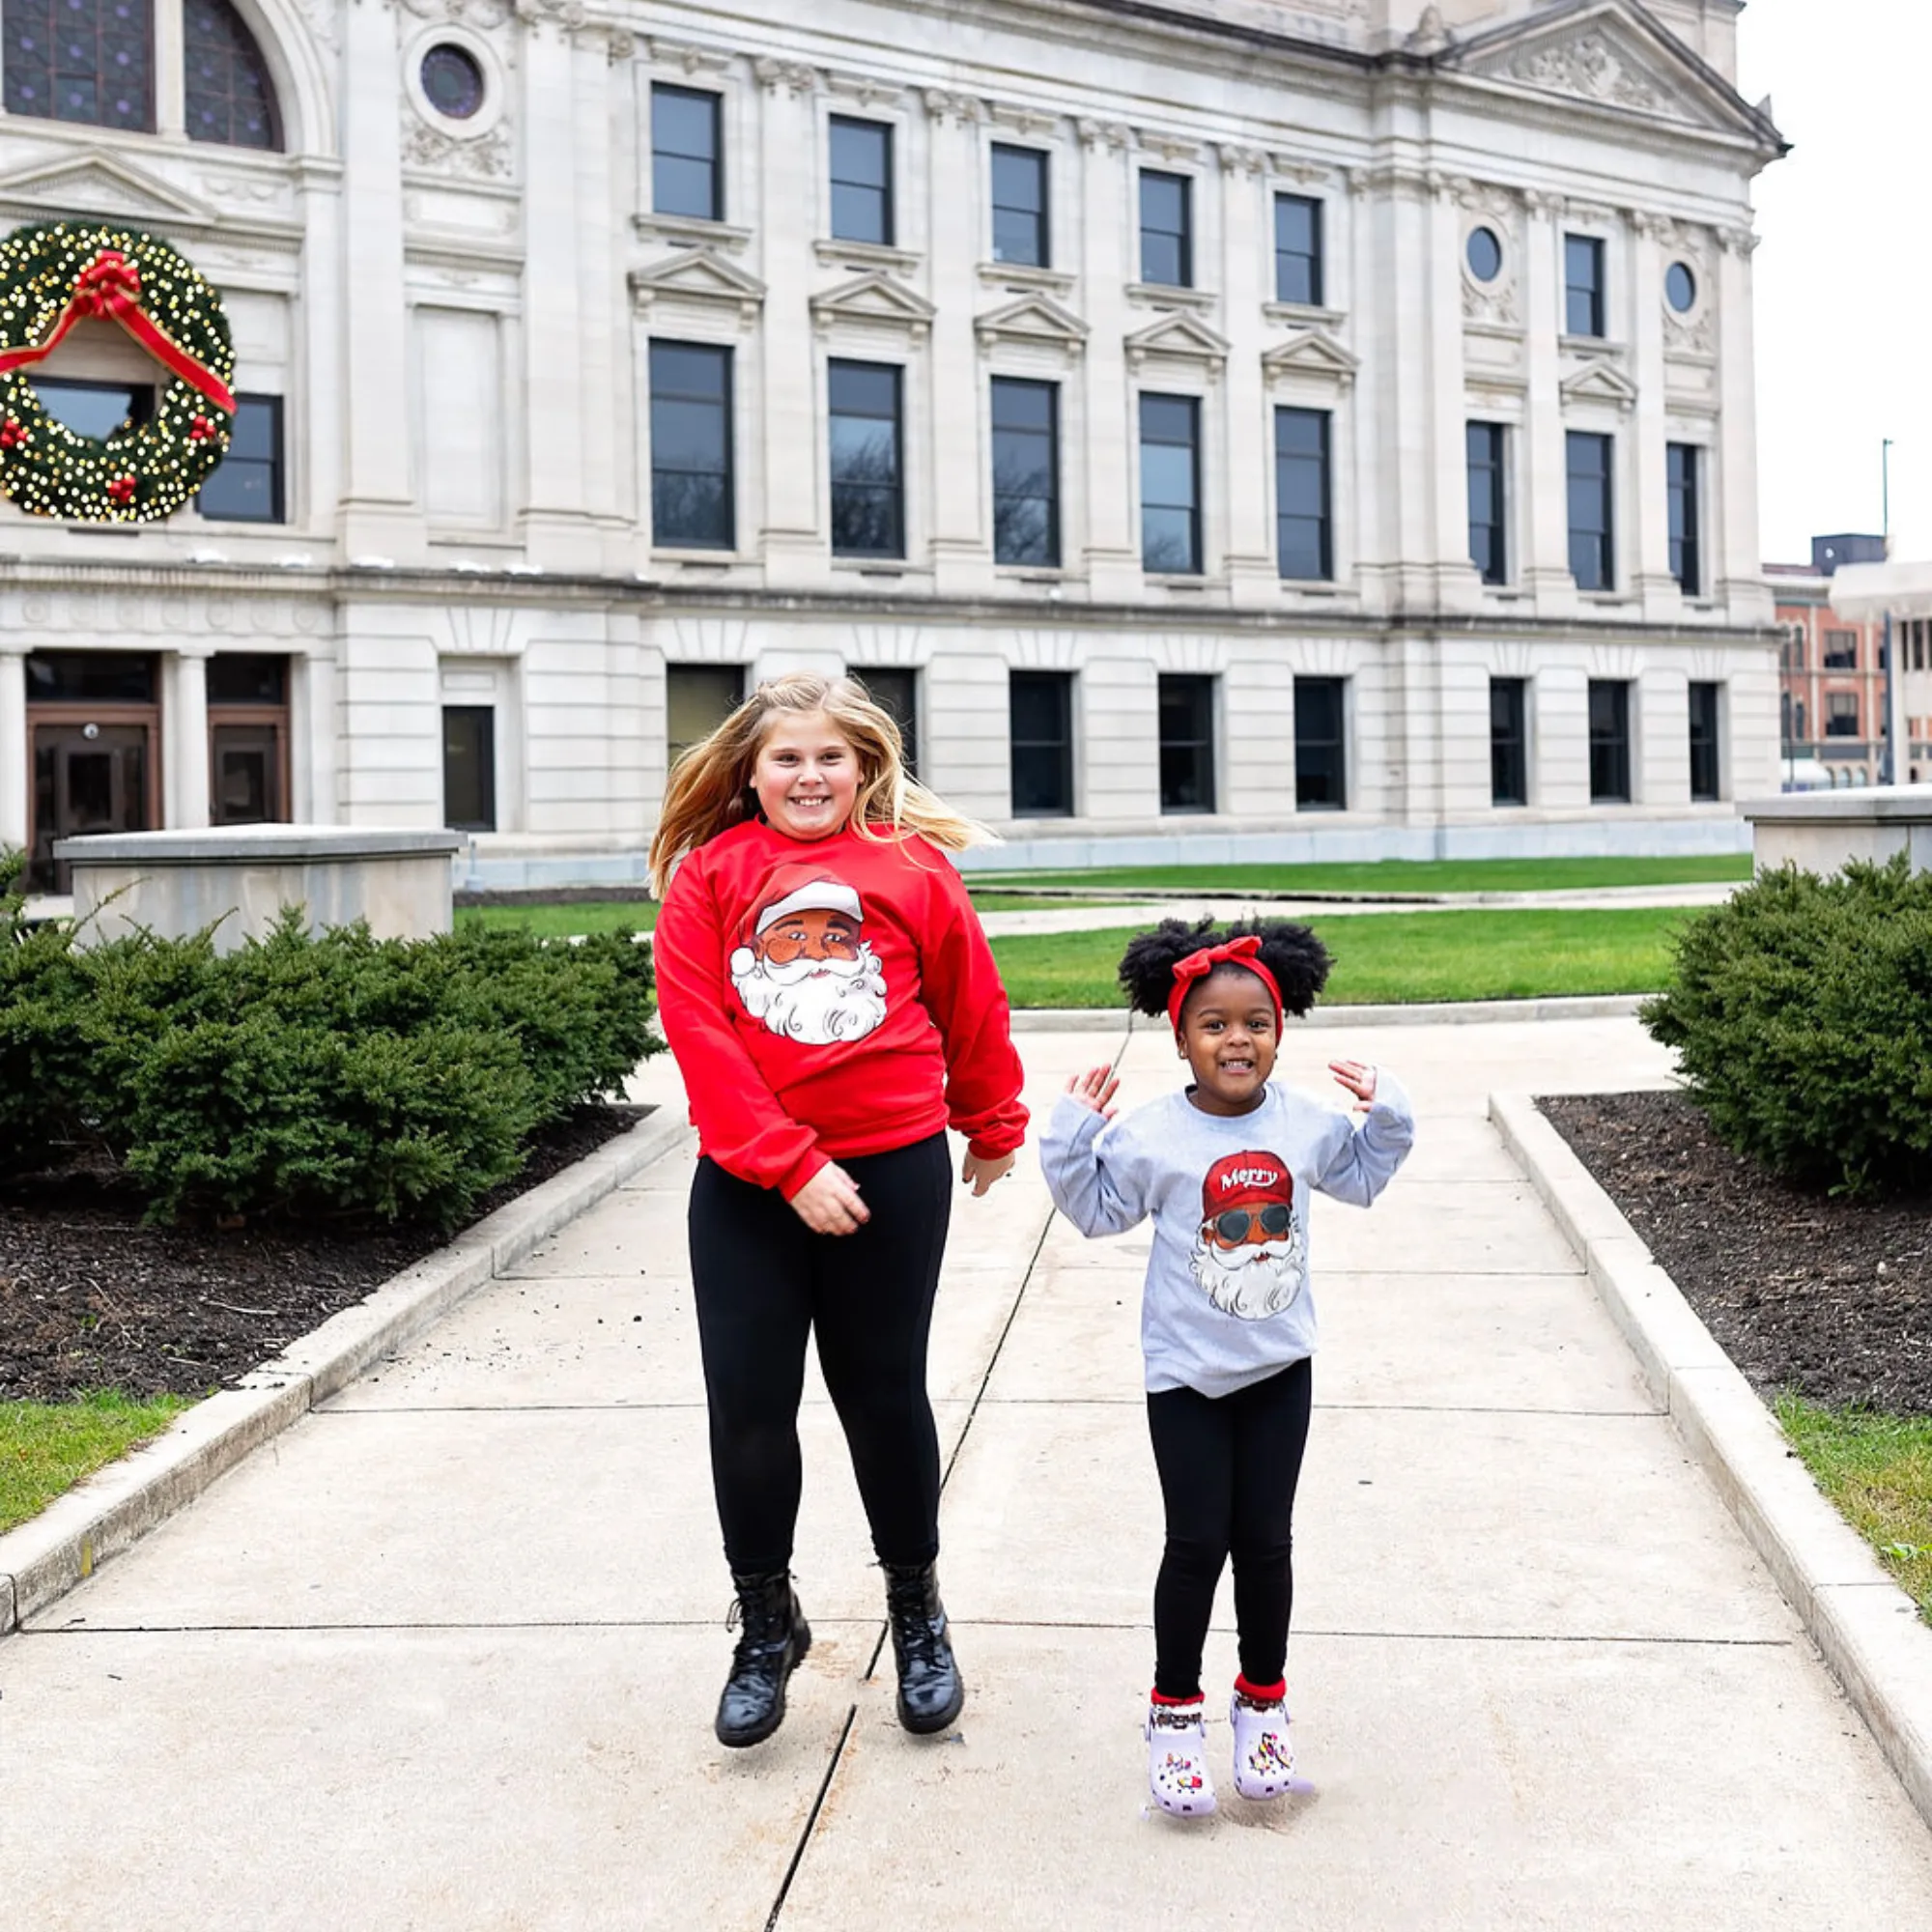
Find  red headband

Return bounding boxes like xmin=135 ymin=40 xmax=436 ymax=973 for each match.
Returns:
xmin=1167 ymin=936 xmax=1284 ymax=1036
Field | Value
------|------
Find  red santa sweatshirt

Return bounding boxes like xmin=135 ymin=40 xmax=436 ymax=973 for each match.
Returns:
xmin=652 ymin=818 xmax=1030 ymax=1198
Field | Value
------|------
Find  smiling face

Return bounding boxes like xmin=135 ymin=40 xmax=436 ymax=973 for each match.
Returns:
xmin=751 ymin=712 xmax=863 ymax=841
xmin=1178 ymin=963 xmax=1279 ymax=1117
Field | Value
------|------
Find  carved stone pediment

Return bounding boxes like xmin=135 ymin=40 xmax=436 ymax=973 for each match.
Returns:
xmin=1560 ymin=358 xmax=1639 ymax=412
xmin=1262 ymin=327 xmax=1359 ymax=390
xmin=1124 ymin=311 xmax=1228 ymax=377
xmin=0 ymin=152 xmax=217 ymax=228
xmin=628 ymin=248 xmax=766 ymax=324
xmin=809 ymin=270 xmax=936 ymax=341
xmin=974 ymin=295 xmax=1089 ymax=355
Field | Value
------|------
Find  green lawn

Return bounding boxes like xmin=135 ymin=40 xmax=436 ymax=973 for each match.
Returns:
xmin=457 ymin=901 xmax=658 ymax=938
xmin=989 ymin=905 xmax=1692 ymax=1008
xmin=967 ymin=855 xmax=1751 ymax=895
xmin=1 ymin=1390 xmax=193 ymax=1535
xmin=1776 ymin=1395 xmax=1932 ymax=1625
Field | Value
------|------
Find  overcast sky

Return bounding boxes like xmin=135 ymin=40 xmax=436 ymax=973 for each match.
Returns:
xmin=1739 ymin=2 xmax=1931 ymax=563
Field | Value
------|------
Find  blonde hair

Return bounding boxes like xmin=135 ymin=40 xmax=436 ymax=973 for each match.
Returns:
xmin=648 ymin=672 xmax=993 ymax=893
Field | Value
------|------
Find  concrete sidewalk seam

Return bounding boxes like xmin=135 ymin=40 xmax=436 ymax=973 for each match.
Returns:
xmin=0 ymin=1104 xmax=694 ymax=1643
xmin=1492 ymin=1088 xmax=1932 ymax=1835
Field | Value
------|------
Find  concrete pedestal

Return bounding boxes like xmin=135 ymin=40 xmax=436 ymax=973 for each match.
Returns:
xmin=53 ymin=825 xmax=463 ymax=952
xmin=1742 ymin=786 xmax=1932 ymax=877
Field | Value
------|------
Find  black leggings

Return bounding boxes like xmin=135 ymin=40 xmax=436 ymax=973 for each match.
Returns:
xmin=1147 ymin=1357 xmax=1314 ymax=1701
xmin=689 ymin=1134 xmax=952 ymax=1577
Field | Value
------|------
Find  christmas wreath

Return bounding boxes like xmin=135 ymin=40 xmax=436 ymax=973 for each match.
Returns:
xmin=0 ymin=221 xmax=237 ymax=523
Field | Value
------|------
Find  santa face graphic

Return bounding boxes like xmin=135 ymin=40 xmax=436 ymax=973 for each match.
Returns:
xmin=1189 ymin=1150 xmax=1306 ymax=1321
xmin=729 ymin=877 xmax=889 ymax=1046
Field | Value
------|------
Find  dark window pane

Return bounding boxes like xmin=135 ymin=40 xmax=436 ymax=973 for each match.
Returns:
xmin=1140 ymin=392 xmax=1199 ymax=575
xmin=1139 ymin=171 xmax=1191 ymax=287
xmin=992 ymin=377 xmax=1059 ymax=568
xmin=667 ymin=664 xmax=745 ymax=766
xmin=1566 ymin=431 xmax=1612 ymax=591
xmin=1466 ymin=226 xmax=1502 ymax=282
xmin=5 ymin=0 xmax=152 ymax=130
xmin=419 ymin=43 xmax=483 ymax=119
xmin=831 ymin=117 xmax=893 ymax=244
xmin=207 ymin=653 xmax=286 ymax=705
xmin=25 ymin=651 xmax=156 ymax=702
xmin=991 ymin=144 xmax=1048 ymax=268
xmin=1490 ymin=676 xmax=1526 ymax=806
xmin=1588 ymin=679 xmax=1631 ymax=803
xmin=32 ymin=376 xmax=152 ymax=440
xmin=1159 ymin=673 xmax=1215 ymax=813
xmin=1009 ymin=670 xmax=1073 ymax=815
xmin=1689 ymin=680 xmax=1720 ymax=802
xmin=829 ymin=358 xmax=902 ymax=558
xmin=184 ymin=0 xmax=277 ymax=149
xmin=1665 ymin=262 xmax=1696 ymax=313
xmin=1275 ymin=407 xmax=1331 ymax=582
xmin=650 ymin=341 xmax=732 ymax=549
xmin=196 ymin=395 xmax=283 ymax=523
xmin=653 ymin=84 xmax=721 ymax=221
xmin=1294 ymin=676 xmax=1346 ymax=810
xmin=1564 ymin=234 xmax=1605 ymax=336
xmin=1667 ymin=441 xmax=1701 ymax=597
xmin=1467 ymin=420 xmax=1507 ymax=584
xmin=855 ymin=667 xmax=919 ymax=778
xmin=1274 ymin=194 xmax=1322 ymax=307
xmin=442 ymin=706 xmax=496 ymax=832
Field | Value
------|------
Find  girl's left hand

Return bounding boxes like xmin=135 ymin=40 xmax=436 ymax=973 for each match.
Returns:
xmin=962 ymin=1151 xmax=1016 ymax=1197
xmin=1330 ymin=1059 xmax=1378 ymax=1111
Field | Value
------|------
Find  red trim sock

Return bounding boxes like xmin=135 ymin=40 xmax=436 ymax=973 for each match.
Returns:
xmin=1234 ymin=1674 xmax=1286 ymax=1704
xmin=1150 ymin=1687 xmax=1205 ymax=1707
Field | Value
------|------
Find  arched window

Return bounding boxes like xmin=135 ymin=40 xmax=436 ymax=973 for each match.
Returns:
xmin=3 ymin=0 xmax=153 ymax=133
xmin=1 ymin=0 xmax=279 ymax=148
xmin=184 ymin=0 xmax=276 ymax=150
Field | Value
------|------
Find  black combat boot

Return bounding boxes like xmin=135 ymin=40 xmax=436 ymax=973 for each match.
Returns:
xmin=715 ymin=1571 xmax=810 ymax=1748
xmin=883 ymin=1561 xmax=965 ymax=1735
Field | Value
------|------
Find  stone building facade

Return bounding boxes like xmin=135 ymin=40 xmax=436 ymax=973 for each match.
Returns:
xmin=0 ymin=0 xmax=1784 ymax=888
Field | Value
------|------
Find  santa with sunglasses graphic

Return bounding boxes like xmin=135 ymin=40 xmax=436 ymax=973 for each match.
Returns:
xmin=1190 ymin=1150 xmax=1307 ymax=1320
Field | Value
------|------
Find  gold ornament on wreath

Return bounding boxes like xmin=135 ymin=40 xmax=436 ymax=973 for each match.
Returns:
xmin=0 ymin=220 xmax=237 ymax=524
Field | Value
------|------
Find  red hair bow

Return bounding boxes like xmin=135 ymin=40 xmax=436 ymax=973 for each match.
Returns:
xmin=1167 ymin=935 xmax=1284 ymax=1036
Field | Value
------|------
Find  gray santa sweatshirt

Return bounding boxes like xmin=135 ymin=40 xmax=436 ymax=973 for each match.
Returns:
xmin=1039 ymin=1074 xmax=1415 ymax=1399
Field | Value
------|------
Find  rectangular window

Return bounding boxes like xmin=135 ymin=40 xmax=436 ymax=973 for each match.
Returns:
xmin=1273 ymin=194 xmax=1322 ymax=307
xmin=195 ymin=395 xmax=284 ymax=523
xmin=3 ymin=0 xmax=153 ymax=133
xmin=1467 ymin=421 xmax=1508 ymax=585
xmin=32 ymin=375 xmax=152 ymax=440
xmin=991 ymin=144 xmax=1049 ymax=269
xmin=1009 ymin=669 xmax=1074 ymax=816
xmin=442 ymin=705 xmax=496 ymax=833
xmin=1139 ymin=170 xmax=1192 ymax=288
xmin=652 ymin=83 xmax=723 ymax=222
xmin=1689 ymin=680 xmax=1720 ymax=802
xmin=1158 ymin=674 xmax=1216 ymax=813
xmin=1588 ymin=679 xmax=1632 ymax=803
xmin=1564 ymin=233 xmax=1605 ymax=337
xmin=667 ymin=664 xmax=745 ymax=768
xmin=830 ymin=116 xmax=894 ymax=246
xmin=1566 ymin=431 xmax=1614 ymax=591
xmin=1490 ymin=677 xmax=1527 ymax=807
xmin=1822 ymin=628 xmax=1859 ymax=669
xmin=649 ymin=341 xmax=733 ymax=550
xmin=990 ymin=377 xmax=1060 ymax=568
xmin=828 ymin=359 xmax=903 ymax=558
xmin=1294 ymin=675 xmax=1347 ymax=810
xmin=207 ymin=654 xmax=289 ymax=829
xmin=1667 ymin=442 xmax=1702 ymax=597
xmin=1826 ymin=692 xmax=1861 ymax=738
xmin=1275 ymin=407 xmax=1332 ymax=582
xmin=1140 ymin=392 xmax=1200 ymax=575
xmin=857 ymin=667 xmax=919 ymax=779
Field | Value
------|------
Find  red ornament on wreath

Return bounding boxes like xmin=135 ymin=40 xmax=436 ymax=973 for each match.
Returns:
xmin=0 ymin=221 xmax=236 ymax=523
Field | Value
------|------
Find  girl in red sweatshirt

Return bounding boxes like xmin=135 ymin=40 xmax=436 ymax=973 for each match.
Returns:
xmin=649 ymin=671 xmax=1028 ymax=1751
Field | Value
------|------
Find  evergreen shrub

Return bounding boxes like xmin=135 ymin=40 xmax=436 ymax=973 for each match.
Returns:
xmin=1640 ymin=857 xmax=1932 ymax=1199
xmin=0 ymin=895 xmax=662 ymax=1228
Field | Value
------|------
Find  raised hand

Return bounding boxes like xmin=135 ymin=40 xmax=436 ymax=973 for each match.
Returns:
xmin=1064 ymin=1065 xmax=1122 ymax=1120
xmin=1329 ymin=1059 xmax=1379 ymax=1112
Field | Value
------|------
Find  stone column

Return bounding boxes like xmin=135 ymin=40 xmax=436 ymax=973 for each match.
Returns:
xmin=1715 ymin=224 xmax=1771 ymax=620
xmin=1078 ymin=119 xmax=1138 ymax=597
xmin=337 ymin=0 xmax=421 ymax=559
xmin=1219 ymin=146 xmax=1273 ymax=597
xmin=754 ymin=59 xmax=825 ymax=585
xmin=295 ymin=159 xmax=344 ymax=533
xmin=295 ymin=647 xmax=339 ymax=826
xmin=1429 ymin=181 xmax=1480 ymax=611
xmin=1630 ymin=212 xmax=1675 ymax=613
xmin=0 ymin=642 xmax=28 ymax=851
xmin=1520 ymin=190 xmax=1573 ymax=605
xmin=579 ymin=32 xmax=630 ymax=564
xmin=170 ymin=647 xmax=212 ymax=831
xmin=154 ymin=0 xmax=185 ymax=139
xmin=925 ymin=90 xmax=990 ymax=594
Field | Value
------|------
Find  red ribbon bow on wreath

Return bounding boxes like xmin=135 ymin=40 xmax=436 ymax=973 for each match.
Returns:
xmin=0 ymin=247 xmax=236 ymax=413
xmin=106 ymin=474 xmax=136 ymax=503
xmin=0 ymin=417 xmax=26 ymax=449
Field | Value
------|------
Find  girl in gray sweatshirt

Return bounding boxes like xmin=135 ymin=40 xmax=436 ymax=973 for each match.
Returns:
xmin=1039 ymin=919 xmax=1414 ymax=1819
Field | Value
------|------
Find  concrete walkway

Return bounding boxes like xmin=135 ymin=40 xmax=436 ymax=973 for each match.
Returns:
xmin=7 ymin=1019 xmax=1932 ymax=1928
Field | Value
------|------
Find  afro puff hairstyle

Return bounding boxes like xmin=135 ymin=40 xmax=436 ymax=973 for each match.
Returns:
xmin=1117 ymin=917 xmax=1332 ymax=1024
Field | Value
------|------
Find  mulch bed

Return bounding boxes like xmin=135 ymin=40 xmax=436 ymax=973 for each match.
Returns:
xmin=0 ymin=1105 xmax=647 ymax=1406
xmin=1540 ymin=1090 xmax=1932 ymax=1415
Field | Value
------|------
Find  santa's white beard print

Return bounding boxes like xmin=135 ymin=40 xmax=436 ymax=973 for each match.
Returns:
xmin=1188 ymin=1230 xmax=1306 ymax=1321
xmin=729 ymin=942 xmax=889 ymax=1045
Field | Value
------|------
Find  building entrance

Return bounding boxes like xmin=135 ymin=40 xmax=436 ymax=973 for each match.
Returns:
xmin=23 ymin=652 xmax=161 ymax=891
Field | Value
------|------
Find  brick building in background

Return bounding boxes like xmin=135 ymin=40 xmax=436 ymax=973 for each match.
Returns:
xmin=1764 ymin=533 xmax=1931 ymax=788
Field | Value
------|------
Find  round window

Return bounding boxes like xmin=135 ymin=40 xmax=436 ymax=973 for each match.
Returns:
xmin=1665 ymin=262 xmax=1697 ymax=313
xmin=420 ymin=43 xmax=486 ymax=121
xmin=1465 ymin=226 xmax=1503 ymax=283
